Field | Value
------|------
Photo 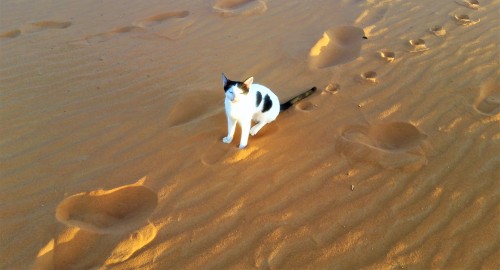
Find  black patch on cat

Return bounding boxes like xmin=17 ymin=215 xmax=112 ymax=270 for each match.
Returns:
xmin=256 ymin=91 xmax=262 ymax=107
xmin=224 ymin=76 xmax=249 ymax=94
xmin=224 ymin=80 xmax=236 ymax=92
xmin=262 ymin=94 xmax=272 ymax=112
xmin=237 ymin=82 xmax=250 ymax=94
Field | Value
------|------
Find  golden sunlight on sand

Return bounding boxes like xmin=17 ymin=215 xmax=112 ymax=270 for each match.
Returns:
xmin=1 ymin=0 xmax=499 ymax=269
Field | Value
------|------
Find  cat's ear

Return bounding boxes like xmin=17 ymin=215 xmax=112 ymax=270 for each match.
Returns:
xmin=222 ymin=73 xmax=228 ymax=87
xmin=243 ymin=77 xmax=254 ymax=89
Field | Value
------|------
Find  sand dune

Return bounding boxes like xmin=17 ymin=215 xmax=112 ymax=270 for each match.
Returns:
xmin=1 ymin=0 xmax=499 ymax=269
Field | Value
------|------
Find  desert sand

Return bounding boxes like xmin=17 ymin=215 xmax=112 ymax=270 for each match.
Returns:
xmin=1 ymin=0 xmax=499 ymax=269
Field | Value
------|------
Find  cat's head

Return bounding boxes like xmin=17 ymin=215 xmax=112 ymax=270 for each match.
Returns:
xmin=222 ymin=73 xmax=253 ymax=102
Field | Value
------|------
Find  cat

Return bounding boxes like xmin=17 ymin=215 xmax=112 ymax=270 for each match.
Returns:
xmin=221 ymin=73 xmax=316 ymax=149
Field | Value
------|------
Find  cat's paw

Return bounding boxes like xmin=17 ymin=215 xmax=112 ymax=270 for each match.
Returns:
xmin=238 ymin=144 xmax=247 ymax=149
xmin=250 ymin=126 xmax=260 ymax=136
xmin=222 ymin=136 xmax=233 ymax=144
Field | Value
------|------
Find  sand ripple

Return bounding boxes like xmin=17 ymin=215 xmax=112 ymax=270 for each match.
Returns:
xmin=1 ymin=0 xmax=499 ymax=269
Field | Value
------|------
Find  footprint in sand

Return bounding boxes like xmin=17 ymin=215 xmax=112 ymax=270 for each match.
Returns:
xmin=475 ymin=96 xmax=500 ymax=115
xmin=408 ymin=38 xmax=429 ymax=52
xmin=212 ymin=0 xmax=268 ymax=17
xmin=55 ymin=185 xmax=158 ymax=234
xmin=379 ymin=51 xmax=395 ymax=62
xmin=309 ymin=26 xmax=366 ymax=69
xmin=202 ymin=141 xmax=232 ymax=165
xmin=474 ymin=80 xmax=500 ymax=115
xmin=360 ymin=71 xmax=378 ymax=84
xmin=336 ymin=122 xmax=429 ymax=170
xmin=296 ymin=101 xmax=316 ymax=111
xmin=1 ymin=21 xmax=71 ymax=40
xmin=323 ymin=83 xmax=341 ymax=95
xmin=34 ymin=223 xmax=157 ymax=269
xmin=454 ymin=14 xmax=480 ymax=26
xmin=134 ymin=11 xmax=189 ymax=28
xmin=83 ymin=26 xmax=145 ymax=43
xmin=133 ymin=11 xmax=192 ymax=40
xmin=430 ymin=25 xmax=447 ymax=37
xmin=166 ymin=91 xmax=220 ymax=127
xmin=457 ymin=0 xmax=480 ymax=10
xmin=0 ymin=29 xmax=21 ymax=39
xmin=76 ymin=11 xmax=190 ymax=45
xmin=22 ymin=21 xmax=72 ymax=33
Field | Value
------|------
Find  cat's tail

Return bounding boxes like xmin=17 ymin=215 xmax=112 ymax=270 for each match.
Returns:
xmin=280 ymin=86 xmax=317 ymax=111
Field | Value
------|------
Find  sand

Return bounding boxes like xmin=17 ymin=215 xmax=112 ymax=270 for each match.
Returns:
xmin=1 ymin=0 xmax=499 ymax=269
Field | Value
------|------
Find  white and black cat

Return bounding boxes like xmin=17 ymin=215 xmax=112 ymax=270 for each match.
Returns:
xmin=221 ymin=73 xmax=316 ymax=148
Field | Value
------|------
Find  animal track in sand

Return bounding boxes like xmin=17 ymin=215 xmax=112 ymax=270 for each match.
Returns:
xmin=430 ymin=25 xmax=446 ymax=37
xmin=408 ymin=38 xmax=429 ymax=52
xmin=475 ymin=96 xmax=500 ymax=115
xmin=309 ymin=26 xmax=366 ymax=69
xmin=296 ymin=101 xmax=316 ymax=111
xmin=212 ymin=0 xmax=268 ymax=16
xmin=457 ymin=0 xmax=480 ymax=10
xmin=323 ymin=83 xmax=341 ymax=95
xmin=454 ymin=14 xmax=480 ymax=26
xmin=56 ymin=185 xmax=158 ymax=234
xmin=336 ymin=122 xmax=429 ymax=170
xmin=474 ymin=80 xmax=500 ymax=115
xmin=360 ymin=71 xmax=378 ymax=83
xmin=379 ymin=51 xmax=395 ymax=62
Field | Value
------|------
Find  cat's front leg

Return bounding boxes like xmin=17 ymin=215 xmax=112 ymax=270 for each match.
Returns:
xmin=239 ymin=120 xmax=251 ymax=149
xmin=223 ymin=117 xmax=237 ymax=144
